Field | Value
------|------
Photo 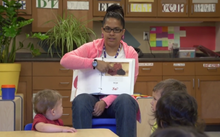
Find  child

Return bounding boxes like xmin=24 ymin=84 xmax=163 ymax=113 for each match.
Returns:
xmin=155 ymin=90 xmax=203 ymax=132
xmin=150 ymin=126 xmax=208 ymax=137
xmin=150 ymin=79 xmax=187 ymax=132
xmin=151 ymin=79 xmax=187 ymax=112
xmin=32 ymin=89 xmax=76 ymax=133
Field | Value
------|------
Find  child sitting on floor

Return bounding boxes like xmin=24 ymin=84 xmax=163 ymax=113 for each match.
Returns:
xmin=32 ymin=89 xmax=76 ymax=133
xmin=150 ymin=126 xmax=208 ymax=137
xmin=154 ymin=90 xmax=204 ymax=134
xmin=150 ymin=79 xmax=187 ymax=132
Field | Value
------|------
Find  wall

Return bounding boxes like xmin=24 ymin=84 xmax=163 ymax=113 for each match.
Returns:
xmin=93 ymin=21 xmax=216 ymax=53
xmin=17 ymin=22 xmax=218 ymax=54
xmin=216 ymin=22 xmax=220 ymax=51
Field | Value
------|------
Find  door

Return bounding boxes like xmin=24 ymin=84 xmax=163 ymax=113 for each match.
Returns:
xmin=158 ymin=0 xmax=189 ymax=17
xmin=63 ymin=0 xmax=93 ymax=29
xmin=93 ymin=0 xmax=125 ymax=17
xmin=32 ymin=0 xmax=63 ymax=32
xmin=163 ymin=76 xmax=195 ymax=97
xmin=125 ymin=0 xmax=157 ymax=17
xmin=189 ymin=0 xmax=220 ymax=17
xmin=135 ymin=76 xmax=162 ymax=95
xmin=195 ymin=76 xmax=220 ymax=124
xmin=17 ymin=62 xmax=33 ymax=125
xmin=0 ymin=0 xmax=31 ymax=15
xmin=17 ymin=77 xmax=32 ymax=125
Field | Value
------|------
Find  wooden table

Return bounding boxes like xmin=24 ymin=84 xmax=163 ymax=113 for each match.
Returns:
xmin=0 ymin=129 xmax=118 ymax=137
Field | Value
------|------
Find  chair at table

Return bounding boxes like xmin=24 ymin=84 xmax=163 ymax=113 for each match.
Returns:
xmin=92 ymin=118 xmax=116 ymax=133
xmin=24 ymin=123 xmax=32 ymax=130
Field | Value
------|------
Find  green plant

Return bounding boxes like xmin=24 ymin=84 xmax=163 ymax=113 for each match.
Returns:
xmin=0 ymin=0 xmax=48 ymax=63
xmin=41 ymin=13 xmax=96 ymax=58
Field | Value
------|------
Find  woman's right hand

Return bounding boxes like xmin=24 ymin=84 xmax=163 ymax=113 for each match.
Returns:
xmin=96 ymin=60 xmax=113 ymax=73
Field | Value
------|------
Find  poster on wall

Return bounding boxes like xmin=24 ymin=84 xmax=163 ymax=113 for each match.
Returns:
xmin=149 ymin=26 xmax=215 ymax=51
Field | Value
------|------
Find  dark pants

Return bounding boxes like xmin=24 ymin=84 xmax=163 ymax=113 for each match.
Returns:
xmin=72 ymin=93 xmax=139 ymax=137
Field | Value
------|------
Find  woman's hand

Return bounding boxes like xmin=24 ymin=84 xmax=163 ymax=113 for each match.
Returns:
xmin=93 ymin=100 xmax=107 ymax=117
xmin=96 ymin=60 xmax=113 ymax=73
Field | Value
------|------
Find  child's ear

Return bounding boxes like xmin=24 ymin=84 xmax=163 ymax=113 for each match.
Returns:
xmin=50 ymin=109 xmax=56 ymax=115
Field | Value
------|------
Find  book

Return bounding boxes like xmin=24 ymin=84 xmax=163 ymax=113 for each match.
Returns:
xmin=70 ymin=58 xmax=135 ymax=101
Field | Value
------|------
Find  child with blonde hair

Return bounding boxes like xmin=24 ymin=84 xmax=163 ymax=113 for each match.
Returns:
xmin=32 ymin=89 xmax=76 ymax=133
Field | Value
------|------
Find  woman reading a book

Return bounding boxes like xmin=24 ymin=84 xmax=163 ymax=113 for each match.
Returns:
xmin=60 ymin=4 xmax=139 ymax=137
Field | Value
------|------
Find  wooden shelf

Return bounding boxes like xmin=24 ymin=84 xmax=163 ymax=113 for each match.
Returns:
xmin=93 ymin=17 xmax=220 ymax=22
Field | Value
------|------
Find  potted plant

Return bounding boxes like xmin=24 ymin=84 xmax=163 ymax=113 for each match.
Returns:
xmin=39 ymin=13 xmax=96 ymax=58
xmin=0 ymin=0 xmax=48 ymax=95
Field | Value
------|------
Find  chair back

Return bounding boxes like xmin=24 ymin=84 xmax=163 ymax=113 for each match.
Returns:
xmin=92 ymin=118 xmax=116 ymax=133
xmin=136 ymin=97 xmax=155 ymax=137
xmin=24 ymin=123 xmax=32 ymax=130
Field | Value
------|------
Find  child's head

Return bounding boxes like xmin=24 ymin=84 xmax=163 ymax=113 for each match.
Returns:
xmin=151 ymin=79 xmax=187 ymax=112
xmin=150 ymin=126 xmax=208 ymax=137
xmin=155 ymin=90 xmax=198 ymax=129
xmin=33 ymin=89 xmax=63 ymax=120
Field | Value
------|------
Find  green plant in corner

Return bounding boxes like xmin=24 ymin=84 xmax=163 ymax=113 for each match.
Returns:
xmin=40 ymin=13 xmax=96 ymax=58
xmin=0 ymin=0 xmax=48 ymax=63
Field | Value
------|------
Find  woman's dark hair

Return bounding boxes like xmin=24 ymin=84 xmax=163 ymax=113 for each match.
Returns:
xmin=151 ymin=126 xmax=208 ymax=137
xmin=155 ymin=90 xmax=198 ymax=129
xmin=102 ymin=4 xmax=125 ymax=29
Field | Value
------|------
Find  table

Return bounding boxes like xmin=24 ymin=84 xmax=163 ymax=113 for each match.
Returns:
xmin=0 ymin=129 xmax=118 ymax=137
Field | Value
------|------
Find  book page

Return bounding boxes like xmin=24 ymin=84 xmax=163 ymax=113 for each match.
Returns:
xmin=70 ymin=70 xmax=78 ymax=102
xmin=101 ymin=59 xmax=135 ymax=95
xmin=76 ymin=68 xmax=102 ymax=96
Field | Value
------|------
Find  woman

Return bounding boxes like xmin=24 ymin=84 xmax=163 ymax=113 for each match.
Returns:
xmin=60 ymin=4 xmax=139 ymax=137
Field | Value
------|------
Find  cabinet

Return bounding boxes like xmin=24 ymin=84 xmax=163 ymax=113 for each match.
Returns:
xmin=17 ymin=62 xmax=32 ymax=126
xmin=15 ymin=61 xmax=220 ymax=126
xmin=162 ymin=62 xmax=196 ymax=97
xmin=189 ymin=0 xmax=220 ymax=17
xmin=32 ymin=0 xmax=92 ymax=32
xmin=93 ymin=0 xmax=125 ymax=17
xmin=32 ymin=62 xmax=73 ymax=125
xmin=157 ymin=0 xmax=220 ymax=18
xmin=125 ymin=0 xmax=157 ymax=17
xmin=93 ymin=0 xmax=158 ymax=18
xmin=0 ymin=0 xmax=31 ymax=18
xmin=195 ymin=62 xmax=220 ymax=124
xmin=157 ymin=0 xmax=189 ymax=17
xmin=134 ymin=62 xmax=163 ymax=95
xmin=137 ymin=61 xmax=220 ymax=124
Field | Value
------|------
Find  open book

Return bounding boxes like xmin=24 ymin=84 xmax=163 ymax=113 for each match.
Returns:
xmin=70 ymin=58 xmax=135 ymax=101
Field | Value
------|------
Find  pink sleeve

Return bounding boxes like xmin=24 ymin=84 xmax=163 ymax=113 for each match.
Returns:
xmin=101 ymin=95 xmax=118 ymax=108
xmin=60 ymin=43 xmax=94 ymax=70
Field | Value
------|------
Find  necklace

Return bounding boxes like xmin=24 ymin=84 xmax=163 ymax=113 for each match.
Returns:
xmin=103 ymin=44 xmax=121 ymax=58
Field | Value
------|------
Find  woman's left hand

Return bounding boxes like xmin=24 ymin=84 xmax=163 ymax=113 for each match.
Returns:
xmin=92 ymin=100 xmax=107 ymax=117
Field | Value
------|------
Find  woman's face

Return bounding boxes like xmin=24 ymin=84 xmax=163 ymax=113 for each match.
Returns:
xmin=101 ymin=17 xmax=125 ymax=48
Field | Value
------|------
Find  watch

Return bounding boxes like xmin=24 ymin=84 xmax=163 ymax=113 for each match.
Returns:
xmin=92 ymin=59 xmax=98 ymax=69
